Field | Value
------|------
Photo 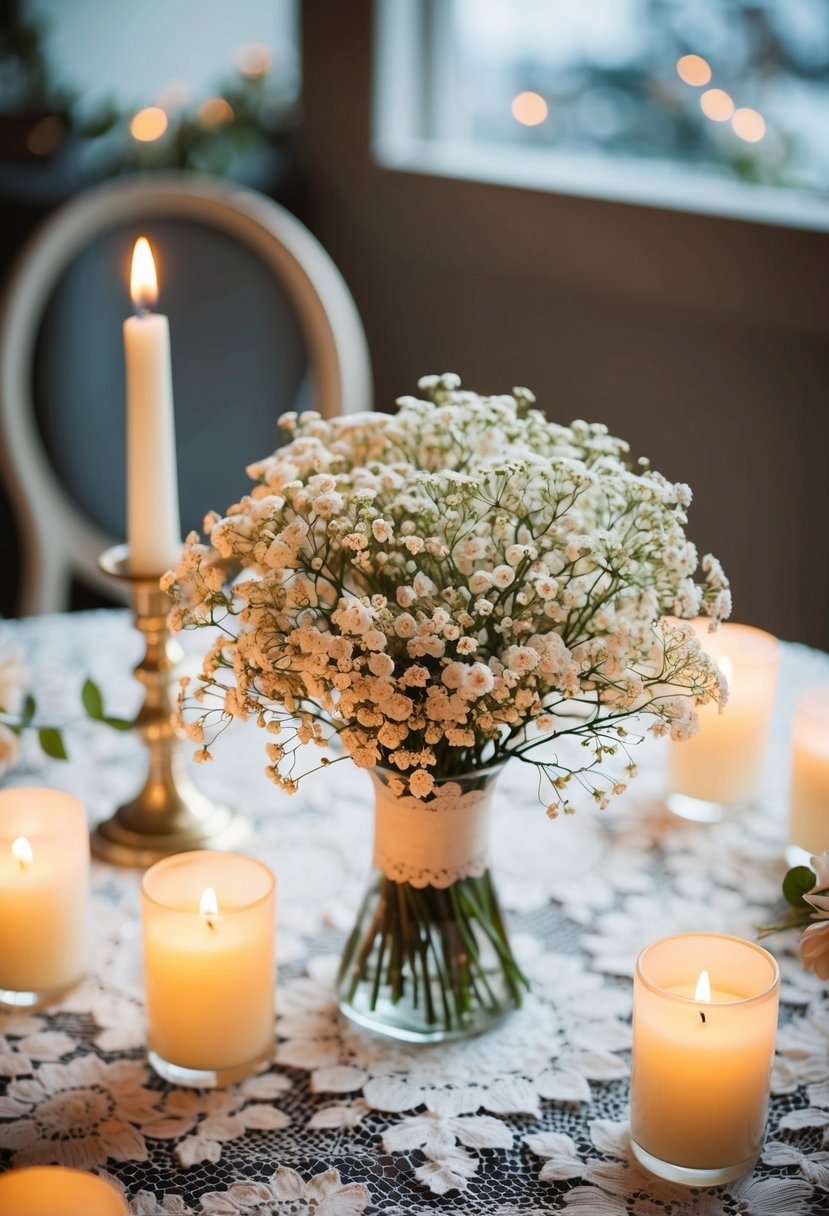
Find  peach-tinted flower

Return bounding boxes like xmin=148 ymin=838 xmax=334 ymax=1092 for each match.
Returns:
xmin=800 ymin=919 xmax=829 ymax=980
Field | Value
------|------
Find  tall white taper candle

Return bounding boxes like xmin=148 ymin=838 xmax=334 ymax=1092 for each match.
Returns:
xmin=124 ymin=237 xmax=182 ymax=575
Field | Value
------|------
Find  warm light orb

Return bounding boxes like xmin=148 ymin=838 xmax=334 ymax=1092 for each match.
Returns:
xmin=130 ymin=238 xmax=158 ymax=311
xmin=695 ymin=969 xmax=712 ymax=1002
xmin=12 ymin=836 xmax=33 ymax=869
xmin=676 ymin=54 xmax=712 ymax=87
xmin=130 ymin=106 xmax=169 ymax=142
xmin=511 ymin=90 xmax=549 ymax=127
xmin=200 ymin=887 xmax=219 ymax=918
xmin=700 ymin=89 xmax=734 ymax=122
xmin=732 ymin=107 xmax=766 ymax=143
xmin=197 ymin=97 xmax=235 ymax=128
xmin=235 ymin=42 xmax=273 ymax=78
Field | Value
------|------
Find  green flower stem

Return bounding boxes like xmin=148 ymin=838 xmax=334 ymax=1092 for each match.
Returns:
xmin=396 ymin=883 xmax=417 ymax=1008
xmin=337 ymin=869 xmax=528 ymax=1034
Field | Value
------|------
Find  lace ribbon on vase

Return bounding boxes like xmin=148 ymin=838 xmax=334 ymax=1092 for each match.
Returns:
xmin=371 ymin=774 xmax=494 ymax=888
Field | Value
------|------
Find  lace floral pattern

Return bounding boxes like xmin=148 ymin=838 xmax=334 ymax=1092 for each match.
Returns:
xmin=0 ymin=611 xmax=828 ymax=1214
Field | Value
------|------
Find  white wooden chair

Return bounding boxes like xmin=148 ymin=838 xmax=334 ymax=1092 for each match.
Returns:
xmin=0 ymin=173 xmax=372 ymax=615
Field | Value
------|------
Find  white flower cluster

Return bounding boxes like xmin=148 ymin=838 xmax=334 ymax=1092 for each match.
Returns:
xmin=167 ymin=375 xmax=730 ymax=810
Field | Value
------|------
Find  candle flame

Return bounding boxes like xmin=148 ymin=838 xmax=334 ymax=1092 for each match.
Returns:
xmin=200 ymin=887 xmax=219 ymax=918
xmin=695 ymin=969 xmax=712 ymax=1002
xmin=719 ymin=656 xmax=734 ymax=687
xmin=130 ymin=237 xmax=158 ymax=311
xmin=12 ymin=836 xmax=33 ymax=869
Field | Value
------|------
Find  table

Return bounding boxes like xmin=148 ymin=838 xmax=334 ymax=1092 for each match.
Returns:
xmin=1 ymin=610 xmax=828 ymax=1215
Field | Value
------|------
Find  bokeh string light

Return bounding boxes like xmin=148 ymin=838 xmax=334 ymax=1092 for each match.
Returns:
xmin=511 ymin=90 xmax=549 ymax=126
xmin=676 ymin=54 xmax=766 ymax=144
xmin=676 ymin=54 xmax=712 ymax=86
xmin=731 ymin=107 xmax=766 ymax=143
xmin=129 ymin=106 xmax=169 ymax=143
xmin=700 ymin=88 xmax=735 ymax=122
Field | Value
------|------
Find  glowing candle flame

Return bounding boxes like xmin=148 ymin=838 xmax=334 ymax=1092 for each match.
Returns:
xmin=130 ymin=237 xmax=158 ymax=312
xmin=12 ymin=836 xmax=33 ymax=870
xmin=200 ymin=887 xmax=219 ymax=918
xmin=719 ymin=656 xmax=734 ymax=688
xmin=695 ymin=969 xmax=712 ymax=1002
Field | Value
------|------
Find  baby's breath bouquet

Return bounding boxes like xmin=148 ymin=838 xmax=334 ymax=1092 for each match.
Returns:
xmin=167 ymin=374 xmax=729 ymax=1040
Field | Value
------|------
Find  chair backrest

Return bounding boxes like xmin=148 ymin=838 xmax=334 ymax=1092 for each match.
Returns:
xmin=0 ymin=172 xmax=372 ymax=615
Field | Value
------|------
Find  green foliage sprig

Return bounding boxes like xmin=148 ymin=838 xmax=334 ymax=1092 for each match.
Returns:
xmin=0 ymin=678 xmax=133 ymax=765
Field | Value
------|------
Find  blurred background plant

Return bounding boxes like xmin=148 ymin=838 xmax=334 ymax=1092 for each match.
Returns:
xmin=0 ymin=0 xmax=300 ymax=187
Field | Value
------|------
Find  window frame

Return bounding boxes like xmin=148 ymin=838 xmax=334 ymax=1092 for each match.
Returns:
xmin=373 ymin=0 xmax=829 ymax=234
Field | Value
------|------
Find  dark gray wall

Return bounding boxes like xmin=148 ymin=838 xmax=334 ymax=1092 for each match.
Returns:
xmin=301 ymin=0 xmax=829 ymax=649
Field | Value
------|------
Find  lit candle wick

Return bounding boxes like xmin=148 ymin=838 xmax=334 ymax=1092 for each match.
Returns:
xmin=130 ymin=236 xmax=158 ymax=315
xmin=695 ymin=968 xmax=711 ymax=1024
xmin=200 ymin=886 xmax=219 ymax=931
xmin=11 ymin=836 xmax=33 ymax=873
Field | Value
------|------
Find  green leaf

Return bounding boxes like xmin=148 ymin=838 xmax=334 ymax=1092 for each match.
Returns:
xmin=21 ymin=693 xmax=36 ymax=727
xmin=783 ymin=865 xmax=816 ymax=909
xmin=81 ymin=678 xmax=104 ymax=721
xmin=38 ymin=727 xmax=68 ymax=760
xmin=103 ymin=716 xmax=134 ymax=732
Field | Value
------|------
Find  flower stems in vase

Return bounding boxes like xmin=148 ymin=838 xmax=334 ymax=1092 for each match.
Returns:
xmin=338 ymin=870 xmax=528 ymax=1042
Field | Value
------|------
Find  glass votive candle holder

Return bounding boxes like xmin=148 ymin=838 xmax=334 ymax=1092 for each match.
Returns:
xmin=788 ymin=684 xmax=829 ymax=864
xmin=630 ymin=933 xmax=780 ymax=1187
xmin=668 ymin=622 xmax=780 ymax=822
xmin=142 ymin=849 xmax=276 ymax=1087
xmin=0 ymin=1167 xmax=126 ymax=1215
xmin=0 ymin=787 xmax=89 ymax=1009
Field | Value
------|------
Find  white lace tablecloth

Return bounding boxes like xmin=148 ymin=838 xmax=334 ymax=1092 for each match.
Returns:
xmin=1 ymin=610 xmax=829 ymax=1216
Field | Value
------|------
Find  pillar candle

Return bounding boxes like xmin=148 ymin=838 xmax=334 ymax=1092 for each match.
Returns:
xmin=0 ymin=1167 xmax=126 ymax=1215
xmin=0 ymin=788 xmax=88 ymax=1006
xmin=669 ymin=621 xmax=779 ymax=814
xmin=631 ymin=933 xmax=779 ymax=1186
xmin=790 ymin=685 xmax=829 ymax=855
xmin=124 ymin=237 xmax=182 ymax=576
xmin=142 ymin=850 xmax=276 ymax=1085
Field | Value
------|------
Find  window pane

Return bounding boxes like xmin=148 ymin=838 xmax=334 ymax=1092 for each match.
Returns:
xmin=439 ymin=0 xmax=829 ymax=195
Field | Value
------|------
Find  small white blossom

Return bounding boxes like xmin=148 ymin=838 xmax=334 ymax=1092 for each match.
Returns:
xmin=468 ymin=572 xmax=492 ymax=595
xmin=462 ymin=663 xmax=495 ymax=699
xmin=492 ymin=565 xmax=516 ymax=590
xmin=372 ymin=518 xmax=394 ymax=543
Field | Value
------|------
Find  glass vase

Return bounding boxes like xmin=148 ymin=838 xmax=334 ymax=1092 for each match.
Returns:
xmin=337 ymin=764 xmax=527 ymax=1043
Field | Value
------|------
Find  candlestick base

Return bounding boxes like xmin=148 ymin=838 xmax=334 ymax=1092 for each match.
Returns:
xmin=91 ymin=785 xmax=248 ymax=869
xmin=666 ymin=792 xmax=728 ymax=824
xmin=631 ymin=1139 xmax=757 ymax=1188
xmin=148 ymin=1048 xmax=270 ymax=1089
xmin=91 ymin=545 xmax=248 ymax=867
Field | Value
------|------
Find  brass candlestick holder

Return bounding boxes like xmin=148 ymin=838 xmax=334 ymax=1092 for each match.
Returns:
xmin=91 ymin=544 xmax=248 ymax=867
